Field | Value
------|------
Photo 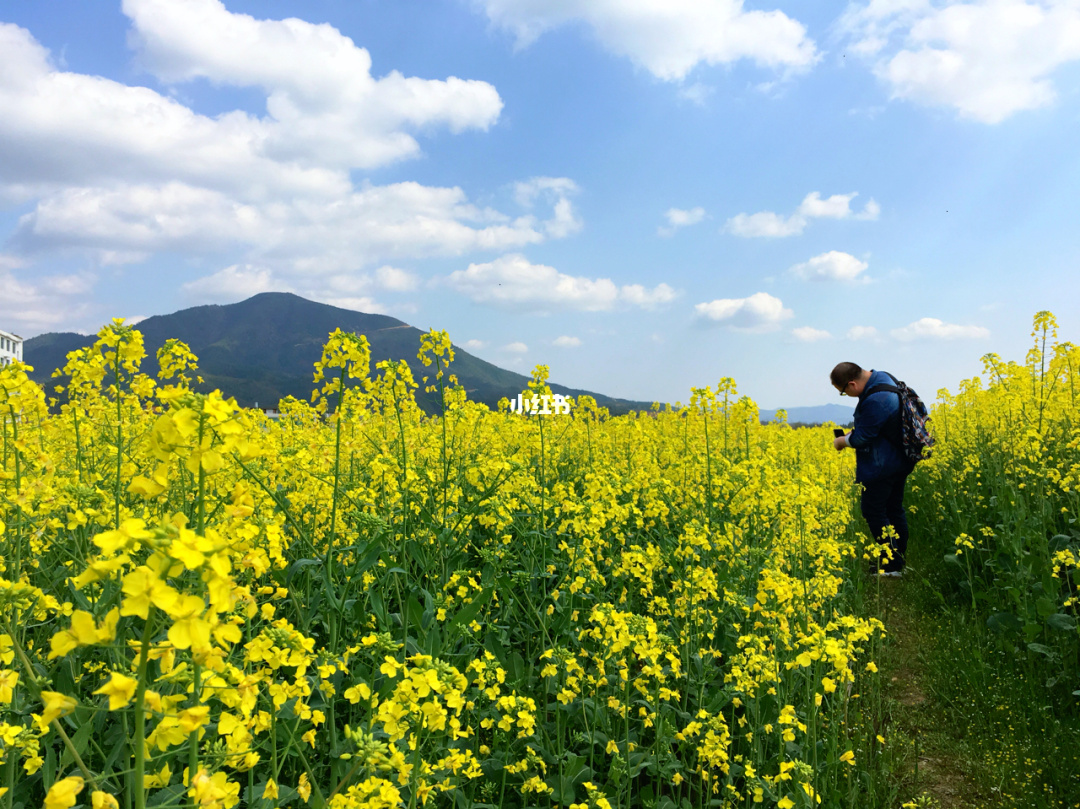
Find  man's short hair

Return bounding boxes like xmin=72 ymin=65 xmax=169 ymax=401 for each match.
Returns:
xmin=830 ymin=362 xmax=863 ymax=388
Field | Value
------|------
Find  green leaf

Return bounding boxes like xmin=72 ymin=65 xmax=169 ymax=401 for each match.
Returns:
xmin=1027 ymin=642 xmax=1055 ymax=659
xmin=446 ymin=588 xmax=494 ymax=636
xmin=148 ymin=785 xmax=188 ymax=807
xmin=508 ymin=651 xmax=526 ymax=683
xmin=352 ymin=543 xmax=384 ymax=576
xmin=43 ymin=744 xmax=56 ymax=793
xmin=483 ymin=631 xmax=507 ymax=665
xmin=562 ymin=753 xmax=586 ymax=779
xmin=1023 ymin=622 xmax=1041 ymax=643
xmin=100 ymin=724 xmax=129 ymax=775
xmin=406 ymin=593 xmax=424 ymax=630
xmin=628 ymin=750 xmax=652 ymax=777
xmin=1047 ymin=612 xmax=1077 ymax=631
xmin=369 ymin=588 xmax=387 ymax=625
xmin=1049 ymin=534 xmax=1073 ymax=552
xmin=59 ymin=719 xmax=94 ymax=773
xmin=407 ymin=540 xmax=428 ymax=569
xmin=987 ymin=612 xmax=1023 ymax=634
xmin=545 ymin=775 xmax=576 ymax=805
xmin=572 ymin=766 xmax=594 ymax=786
xmin=1036 ymin=597 xmax=1057 ymax=619
xmin=286 ymin=558 xmax=324 ymax=586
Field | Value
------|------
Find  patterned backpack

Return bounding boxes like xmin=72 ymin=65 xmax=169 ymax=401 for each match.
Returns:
xmin=862 ymin=373 xmax=934 ymax=462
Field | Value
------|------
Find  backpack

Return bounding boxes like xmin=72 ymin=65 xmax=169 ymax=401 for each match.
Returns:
xmin=861 ymin=373 xmax=934 ymax=463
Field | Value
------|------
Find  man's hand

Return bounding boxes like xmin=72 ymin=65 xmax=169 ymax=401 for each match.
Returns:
xmin=833 ymin=434 xmax=848 ymax=451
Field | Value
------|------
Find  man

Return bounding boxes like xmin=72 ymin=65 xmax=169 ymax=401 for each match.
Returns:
xmin=830 ymin=362 xmax=915 ymax=577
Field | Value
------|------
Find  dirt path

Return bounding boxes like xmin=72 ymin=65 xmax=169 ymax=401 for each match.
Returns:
xmin=874 ymin=580 xmax=986 ymax=808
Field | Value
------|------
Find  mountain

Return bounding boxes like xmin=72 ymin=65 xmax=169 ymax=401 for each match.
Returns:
xmin=23 ymin=293 xmax=654 ymax=415
xmin=759 ymin=404 xmax=855 ymax=426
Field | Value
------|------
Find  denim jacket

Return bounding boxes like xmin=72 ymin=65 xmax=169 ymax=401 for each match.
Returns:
xmin=847 ymin=369 xmax=911 ymax=483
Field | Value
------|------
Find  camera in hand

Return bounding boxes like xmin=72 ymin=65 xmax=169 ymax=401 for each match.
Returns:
xmin=833 ymin=428 xmax=845 ymax=438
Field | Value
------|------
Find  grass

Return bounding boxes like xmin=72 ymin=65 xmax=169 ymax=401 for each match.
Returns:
xmin=870 ymin=529 xmax=1080 ymax=809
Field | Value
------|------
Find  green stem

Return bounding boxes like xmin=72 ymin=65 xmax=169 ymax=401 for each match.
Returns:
xmin=187 ymin=662 xmax=201 ymax=783
xmin=114 ymin=351 xmax=124 ymax=529
xmin=132 ymin=609 xmax=157 ymax=809
xmin=4 ymin=620 xmax=99 ymax=790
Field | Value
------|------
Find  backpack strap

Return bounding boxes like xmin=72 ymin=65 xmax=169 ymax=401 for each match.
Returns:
xmin=860 ymin=370 xmax=904 ymax=401
xmin=856 ymin=377 xmax=905 ymax=448
xmin=859 ymin=383 xmax=899 ymax=401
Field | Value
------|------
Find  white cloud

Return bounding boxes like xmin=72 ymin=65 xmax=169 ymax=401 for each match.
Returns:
xmin=13 ymin=180 xmax=554 ymax=270
xmin=475 ymin=0 xmax=817 ymax=81
xmin=553 ymin=335 xmax=582 ymax=348
xmin=514 ymin=176 xmax=578 ymax=206
xmin=847 ymin=325 xmax=880 ymax=340
xmin=0 ymin=1 xmax=498 ymax=199
xmin=99 ymin=250 xmax=151 ymax=267
xmin=315 ymin=296 xmax=387 ymax=314
xmin=658 ymin=206 xmax=706 ymax=237
xmin=504 ymin=341 xmax=528 ymax=353
xmin=891 ymin=317 xmax=990 ymax=340
xmin=462 ymin=339 xmax=487 ymax=350
xmin=0 ymin=22 xmax=342 ymax=200
xmin=677 ymin=83 xmax=714 ymax=105
xmin=0 ymin=10 xmax=555 ymax=298
xmin=725 ymin=191 xmax=879 ymax=237
xmin=725 ymin=210 xmax=807 ymax=238
xmin=0 ymin=270 xmax=96 ymax=333
xmin=792 ymin=326 xmax=832 ymax=341
xmin=41 ymin=273 xmax=96 ymax=296
xmin=123 ymin=0 xmax=502 ymax=168
xmin=856 ymin=199 xmax=882 ymax=220
xmin=839 ymin=0 xmax=1080 ymax=123
xmin=374 ymin=266 xmax=419 ymax=292
xmin=445 ymin=254 xmax=676 ymax=312
xmin=513 ymin=177 xmax=582 ymax=239
xmin=798 ymin=191 xmax=859 ymax=219
xmin=447 ymin=255 xmax=616 ymax=311
xmin=789 ymin=251 xmax=870 ymax=282
xmin=665 ymin=207 xmax=707 ymax=227
xmin=694 ymin=292 xmax=793 ymax=331
xmin=181 ymin=263 xmax=407 ymax=313
xmin=182 ymin=264 xmax=285 ymax=302
xmin=620 ymin=283 xmax=679 ymax=308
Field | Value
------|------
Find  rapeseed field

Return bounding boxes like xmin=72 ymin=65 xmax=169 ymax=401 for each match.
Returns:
xmin=1 ymin=314 xmax=1076 ymax=808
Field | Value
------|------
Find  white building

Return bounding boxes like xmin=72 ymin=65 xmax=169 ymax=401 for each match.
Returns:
xmin=0 ymin=329 xmax=24 ymax=367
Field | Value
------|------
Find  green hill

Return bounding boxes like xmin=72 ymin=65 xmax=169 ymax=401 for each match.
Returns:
xmin=24 ymin=292 xmax=654 ymax=415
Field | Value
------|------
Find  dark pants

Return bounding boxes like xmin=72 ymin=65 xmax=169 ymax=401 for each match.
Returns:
xmin=860 ymin=472 xmax=910 ymax=572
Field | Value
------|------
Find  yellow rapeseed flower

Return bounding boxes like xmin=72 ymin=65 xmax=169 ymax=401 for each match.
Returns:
xmin=91 ymin=792 xmax=120 ymax=809
xmin=43 ymin=777 xmax=84 ymax=809
xmin=93 ymin=672 xmax=138 ymax=710
xmin=40 ymin=691 xmax=77 ymax=724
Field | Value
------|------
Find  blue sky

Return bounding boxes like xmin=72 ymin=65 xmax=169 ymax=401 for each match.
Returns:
xmin=2 ymin=0 xmax=1079 ymax=409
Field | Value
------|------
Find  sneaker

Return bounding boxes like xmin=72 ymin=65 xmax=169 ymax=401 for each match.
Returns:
xmin=879 ymin=569 xmax=904 ymax=578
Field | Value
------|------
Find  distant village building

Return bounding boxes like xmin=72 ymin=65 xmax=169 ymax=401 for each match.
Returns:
xmin=253 ymin=402 xmax=282 ymax=420
xmin=0 ymin=329 xmax=23 ymax=367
